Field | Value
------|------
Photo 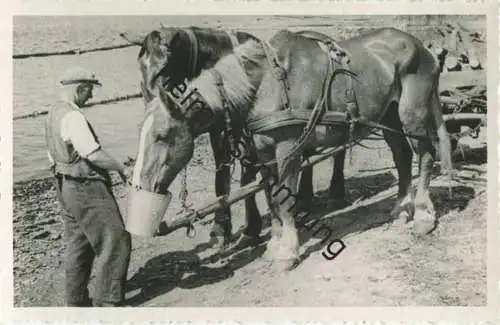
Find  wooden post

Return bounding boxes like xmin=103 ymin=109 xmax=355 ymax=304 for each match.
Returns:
xmin=444 ymin=27 xmax=462 ymax=72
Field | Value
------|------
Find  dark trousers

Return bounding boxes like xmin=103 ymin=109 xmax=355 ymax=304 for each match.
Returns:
xmin=55 ymin=175 xmax=131 ymax=307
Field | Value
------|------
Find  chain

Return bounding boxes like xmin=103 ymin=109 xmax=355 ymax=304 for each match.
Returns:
xmin=178 ymin=167 xmax=192 ymax=211
xmin=177 ymin=166 xmax=197 ymax=238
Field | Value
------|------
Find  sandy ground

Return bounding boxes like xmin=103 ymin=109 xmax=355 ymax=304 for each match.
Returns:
xmin=12 ymin=15 xmax=490 ymax=308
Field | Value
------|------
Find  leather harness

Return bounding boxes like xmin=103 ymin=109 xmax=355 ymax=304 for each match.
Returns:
xmin=246 ymin=37 xmax=359 ymax=134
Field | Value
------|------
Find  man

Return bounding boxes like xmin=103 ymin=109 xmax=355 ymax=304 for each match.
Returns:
xmin=45 ymin=66 xmax=131 ymax=307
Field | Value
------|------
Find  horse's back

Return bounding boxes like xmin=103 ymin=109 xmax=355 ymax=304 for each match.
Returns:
xmin=340 ymin=27 xmax=439 ymax=77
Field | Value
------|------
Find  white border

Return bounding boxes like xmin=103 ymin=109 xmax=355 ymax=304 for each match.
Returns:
xmin=1 ymin=0 xmax=498 ymax=323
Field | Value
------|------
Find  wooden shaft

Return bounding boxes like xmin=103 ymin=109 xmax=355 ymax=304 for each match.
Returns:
xmin=443 ymin=113 xmax=486 ymax=123
xmin=159 ymin=179 xmax=266 ymax=236
xmin=300 ymin=144 xmax=349 ymax=168
xmin=439 ymin=70 xmax=486 ymax=89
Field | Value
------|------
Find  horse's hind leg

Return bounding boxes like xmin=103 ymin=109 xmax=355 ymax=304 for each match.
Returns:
xmin=297 ymin=149 xmax=348 ymax=212
xmin=328 ymin=148 xmax=348 ymax=209
xmin=398 ymin=75 xmax=441 ymax=235
xmin=382 ymin=103 xmax=414 ymax=224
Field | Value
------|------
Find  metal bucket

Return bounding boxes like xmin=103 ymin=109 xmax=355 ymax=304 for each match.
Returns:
xmin=126 ymin=187 xmax=173 ymax=237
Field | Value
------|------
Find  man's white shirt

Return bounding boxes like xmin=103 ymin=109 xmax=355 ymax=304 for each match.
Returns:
xmin=47 ymin=100 xmax=100 ymax=165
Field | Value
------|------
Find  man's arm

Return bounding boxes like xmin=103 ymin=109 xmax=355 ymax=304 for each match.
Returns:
xmin=86 ymin=148 xmax=126 ymax=173
xmin=63 ymin=111 xmax=128 ymax=182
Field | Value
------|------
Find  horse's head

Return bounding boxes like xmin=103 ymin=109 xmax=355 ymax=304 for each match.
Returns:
xmin=130 ymin=86 xmax=215 ymax=194
xmin=137 ymin=27 xmax=196 ymax=104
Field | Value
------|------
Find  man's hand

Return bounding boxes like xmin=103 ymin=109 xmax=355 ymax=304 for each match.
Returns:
xmin=118 ymin=167 xmax=129 ymax=185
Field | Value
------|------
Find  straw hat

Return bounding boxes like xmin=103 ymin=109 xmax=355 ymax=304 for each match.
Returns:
xmin=59 ymin=66 xmax=102 ymax=86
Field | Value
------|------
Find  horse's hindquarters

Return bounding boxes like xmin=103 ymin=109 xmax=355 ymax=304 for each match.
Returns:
xmin=126 ymin=187 xmax=173 ymax=237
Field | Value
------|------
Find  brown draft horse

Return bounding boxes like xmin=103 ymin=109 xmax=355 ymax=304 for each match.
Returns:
xmin=130 ymin=28 xmax=452 ymax=271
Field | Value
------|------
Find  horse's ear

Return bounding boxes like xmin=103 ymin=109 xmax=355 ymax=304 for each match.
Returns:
xmin=140 ymin=30 xmax=170 ymax=56
xmin=119 ymin=32 xmax=144 ymax=46
xmin=234 ymin=31 xmax=260 ymax=44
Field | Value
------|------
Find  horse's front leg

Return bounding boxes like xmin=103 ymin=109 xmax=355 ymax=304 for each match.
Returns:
xmin=264 ymin=140 xmax=302 ymax=271
xmin=209 ymin=130 xmax=232 ymax=249
xmin=238 ymin=143 xmax=263 ymax=243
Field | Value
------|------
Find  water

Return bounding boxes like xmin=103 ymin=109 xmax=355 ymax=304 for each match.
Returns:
xmin=14 ymin=99 xmax=146 ymax=182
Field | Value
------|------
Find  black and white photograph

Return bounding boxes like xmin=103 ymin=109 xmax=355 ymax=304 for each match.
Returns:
xmin=3 ymin=2 xmax=498 ymax=322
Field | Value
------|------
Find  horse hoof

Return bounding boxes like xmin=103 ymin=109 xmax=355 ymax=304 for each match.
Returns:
xmin=411 ymin=220 xmax=436 ymax=235
xmin=411 ymin=210 xmax=437 ymax=235
xmin=262 ymin=248 xmax=275 ymax=262
xmin=272 ymin=258 xmax=300 ymax=272
xmin=391 ymin=214 xmax=408 ymax=229
xmin=390 ymin=198 xmax=414 ymax=221
xmin=235 ymin=234 xmax=262 ymax=248
xmin=208 ymin=234 xmax=228 ymax=251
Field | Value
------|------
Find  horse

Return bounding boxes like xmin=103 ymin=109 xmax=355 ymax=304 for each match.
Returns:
xmin=130 ymin=27 xmax=453 ymax=271
xmin=123 ymin=26 xmax=349 ymax=250
xmin=123 ymin=26 xmax=264 ymax=248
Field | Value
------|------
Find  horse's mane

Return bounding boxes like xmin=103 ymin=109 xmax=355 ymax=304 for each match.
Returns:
xmin=189 ymin=39 xmax=265 ymax=114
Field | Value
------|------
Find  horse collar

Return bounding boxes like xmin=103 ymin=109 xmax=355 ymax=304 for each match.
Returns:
xmin=184 ymin=28 xmax=199 ymax=80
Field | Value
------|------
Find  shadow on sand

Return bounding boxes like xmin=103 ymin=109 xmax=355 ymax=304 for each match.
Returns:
xmin=295 ymin=146 xmax=485 ymax=265
xmin=124 ymin=231 xmax=269 ymax=306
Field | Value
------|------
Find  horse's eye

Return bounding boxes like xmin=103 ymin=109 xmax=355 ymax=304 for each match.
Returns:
xmin=155 ymin=131 xmax=169 ymax=142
